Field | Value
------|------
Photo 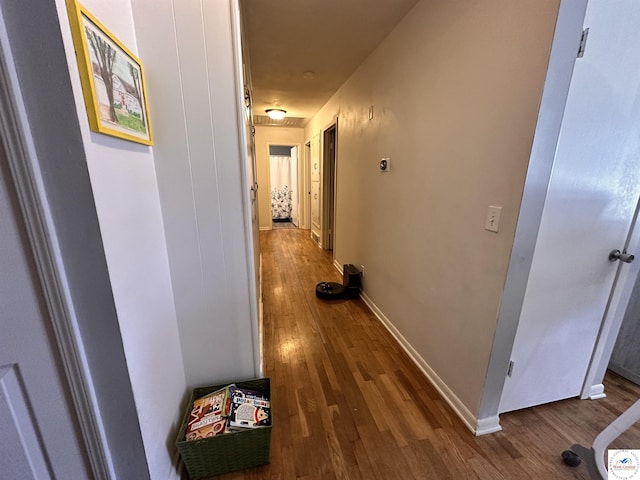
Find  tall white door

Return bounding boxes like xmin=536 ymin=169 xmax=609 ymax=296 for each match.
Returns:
xmin=501 ymin=0 xmax=640 ymax=413
xmin=290 ymin=146 xmax=299 ymax=227
xmin=0 ymin=147 xmax=91 ymax=478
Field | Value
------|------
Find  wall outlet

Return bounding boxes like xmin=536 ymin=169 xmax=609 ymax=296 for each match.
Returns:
xmin=485 ymin=206 xmax=502 ymax=233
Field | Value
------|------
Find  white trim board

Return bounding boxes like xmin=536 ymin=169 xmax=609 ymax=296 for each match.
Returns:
xmin=0 ymin=10 xmax=113 ymax=477
xmin=166 ymin=456 xmax=183 ymax=480
xmin=333 ymin=259 xmax=342 ymax=273
xmin=587 ymin=383 xmax=606 ymax=401
xmin=230 ymin=0 xmax=262 ymax=379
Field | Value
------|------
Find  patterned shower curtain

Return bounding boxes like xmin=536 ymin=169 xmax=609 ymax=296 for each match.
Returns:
xmin=270 ymin=155 xmax=292 ymax=220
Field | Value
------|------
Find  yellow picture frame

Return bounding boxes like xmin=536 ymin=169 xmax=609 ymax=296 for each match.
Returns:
xmin=66 ymin=0 xmax=153 ymax=145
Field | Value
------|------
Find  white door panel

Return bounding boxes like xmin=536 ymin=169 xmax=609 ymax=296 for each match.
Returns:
xmin=291 ymin=146 xmax=299 ymax=226
xmin=311 ymin=133 xmax=320 ymax=182
xmin=501 ymin=0 xmax=640 ymax=412
xmin=311 ymin=182 xmax=321 ymax=231
xmin=0 ymin=148 xmax=90 ymax=476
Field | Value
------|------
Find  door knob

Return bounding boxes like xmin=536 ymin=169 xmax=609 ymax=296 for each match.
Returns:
xmin=609 ymin=249 xmax=635 ymax=263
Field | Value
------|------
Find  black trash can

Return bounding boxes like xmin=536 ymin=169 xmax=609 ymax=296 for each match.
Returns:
xmin=342 ymin=264 xmax=362 ymax=299
xmin=315 ymin=264 xmax=362 ymax=300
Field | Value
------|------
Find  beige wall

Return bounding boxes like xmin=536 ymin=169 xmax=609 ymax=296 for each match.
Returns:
xmin=255 ymin=126 xmax=306 ymax=230
xmin=305 ymin=0 xmax=560 ymax=421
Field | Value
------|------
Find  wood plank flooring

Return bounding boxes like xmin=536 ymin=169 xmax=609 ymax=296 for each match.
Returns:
xmin=206 ymin=228 xmax=640 ymax=479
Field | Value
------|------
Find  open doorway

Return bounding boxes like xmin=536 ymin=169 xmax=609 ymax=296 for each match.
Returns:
xmin=609 ymin=265 xmax=640 ymax=386
xmin=606 ymin=196 xmax=640 ymax=387
xmin=322 ymin=124 xmax=337 ymax=250
xmin=497 ymin=0 xmax=640 ymax=414
xmin=269 ymin=144 xmax=299 ymax=228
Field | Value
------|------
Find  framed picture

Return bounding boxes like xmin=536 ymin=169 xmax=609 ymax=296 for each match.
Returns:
xmin=66 ymin=0 xmax=153 ymax=145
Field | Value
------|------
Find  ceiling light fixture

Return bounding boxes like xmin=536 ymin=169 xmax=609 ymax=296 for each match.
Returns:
xmin=266 ymin=108 xmax=287 ymax=120
xmin=303 ymin=71 xmax=315 ymax=80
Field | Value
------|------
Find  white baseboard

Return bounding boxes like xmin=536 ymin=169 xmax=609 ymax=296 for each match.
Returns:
xmin=475 ymin=416 xmax=502 ymax=436
xmin=587 ymin=383 xmax=607 ymax=400
xmin=333 ymin=259 xmax=342 ymax=273
xmin=166 ymin=459 xmax=183 ymax=480
xmin=359 ymin=291 xmax=482 ymax=435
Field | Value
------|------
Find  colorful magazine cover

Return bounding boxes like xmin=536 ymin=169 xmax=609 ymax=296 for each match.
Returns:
xmin=228 ymin=385 xmax=271 ymax=429
xmin=185 ymin=386 xmax=232 ymax=441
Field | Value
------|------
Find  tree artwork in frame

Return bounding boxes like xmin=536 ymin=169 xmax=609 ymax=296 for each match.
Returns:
xmin=66 ymin=0 xmax=153 ymax=145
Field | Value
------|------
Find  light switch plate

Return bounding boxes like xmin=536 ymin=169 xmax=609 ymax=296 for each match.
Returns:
xmin=485 ymin=206 xmax=502 ymax=233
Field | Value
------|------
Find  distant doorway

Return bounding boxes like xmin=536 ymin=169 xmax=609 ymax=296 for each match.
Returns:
xmin=269 ymin=144 xmax=299 ymax=228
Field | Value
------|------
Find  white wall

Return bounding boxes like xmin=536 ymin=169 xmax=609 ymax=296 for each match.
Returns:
xmin=55 ymin=0 xmax=186 ymax=478
xmin=255 ymin=126 xmax=305 ymax=230
xmin=130 ymin=0 xmax=258 ymax=390
xmin=305 ymin=0 xmax=560 ymax=423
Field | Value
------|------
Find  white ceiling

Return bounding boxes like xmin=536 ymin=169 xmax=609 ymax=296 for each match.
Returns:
xmin=241 ymin=0 xmax=420 ymax=125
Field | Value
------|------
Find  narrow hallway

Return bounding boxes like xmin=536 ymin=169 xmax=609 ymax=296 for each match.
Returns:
xmin=218 ymin=229 xmax=640 ymax=479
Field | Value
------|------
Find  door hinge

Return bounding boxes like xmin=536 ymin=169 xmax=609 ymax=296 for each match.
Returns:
xmin=577 ymin=27 xmax=589 ymax=58
xmin=507 ymin=360 xmax=515 ymax=377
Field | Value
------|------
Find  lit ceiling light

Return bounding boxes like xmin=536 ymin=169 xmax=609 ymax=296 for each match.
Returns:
xmin=266 ymin=108 xmax=287 ymax=120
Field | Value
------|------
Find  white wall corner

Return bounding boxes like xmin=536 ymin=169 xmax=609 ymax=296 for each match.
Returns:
xmin=359 ymin=290 xmax=480 ymax=435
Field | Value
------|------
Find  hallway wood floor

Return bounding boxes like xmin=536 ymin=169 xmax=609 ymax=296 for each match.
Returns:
xmin=215 ymin=228 xmax=640 ymax=479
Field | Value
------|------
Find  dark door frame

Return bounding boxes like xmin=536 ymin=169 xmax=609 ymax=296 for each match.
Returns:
xmin=322 ymin=122 xmax=337 ymax=250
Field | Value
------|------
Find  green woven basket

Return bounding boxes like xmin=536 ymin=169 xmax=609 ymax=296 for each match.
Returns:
xmin=176 ymin=378 xmax=272 ymax=479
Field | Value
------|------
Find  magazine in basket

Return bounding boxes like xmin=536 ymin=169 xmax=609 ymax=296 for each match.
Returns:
xmin=227 ymin=385 xmax=272 ymax=430
xmin=185 ymin=385 xmax=232 ymax=440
